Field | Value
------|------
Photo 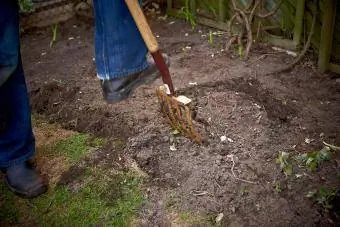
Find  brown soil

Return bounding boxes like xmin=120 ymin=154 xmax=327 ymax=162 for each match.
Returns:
xmin=22 ymin=15 xmax=340 ymax=226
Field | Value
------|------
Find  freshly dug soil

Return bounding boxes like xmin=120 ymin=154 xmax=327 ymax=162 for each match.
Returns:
xmin=22 ymin=15 xmax=340 ymax=226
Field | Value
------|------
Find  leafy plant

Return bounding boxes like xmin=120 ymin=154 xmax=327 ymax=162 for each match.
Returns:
xmin=275 ymin=182 xmax=282 ymax=193
xmin=296 ymin=147 xmax=332 ymax=172
xmin=19 ymin=0 xmax=34 ymax=13
xmin=276 ymin=152 xmax=292 ymax=176
xmin=307 ymin=187 xmax=339 ymax=211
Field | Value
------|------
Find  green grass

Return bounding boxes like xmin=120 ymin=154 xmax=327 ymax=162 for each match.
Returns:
xmin=0 ymin=122 xmax=143 ymax=226
xmin=42 ymin=133 xmax=105 ymax=163
xmin=0 ymin=171 xmax=144 ymax=226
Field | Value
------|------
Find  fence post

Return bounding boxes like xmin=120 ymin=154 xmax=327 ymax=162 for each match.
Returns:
xmin=293 ymin=0 xmax=305 ymax=48
xmin=318 ymin=0 xmax=337 ymax=73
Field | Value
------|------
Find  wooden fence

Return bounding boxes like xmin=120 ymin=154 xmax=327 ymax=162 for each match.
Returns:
xmin=20 ymin=0 xmax=339 ymax=73
xmin=166 ymin=0 xmax=339 ymax=73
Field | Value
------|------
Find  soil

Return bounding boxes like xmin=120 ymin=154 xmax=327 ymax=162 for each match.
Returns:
xmin=21 ymin=14 xmax=340 ymax=226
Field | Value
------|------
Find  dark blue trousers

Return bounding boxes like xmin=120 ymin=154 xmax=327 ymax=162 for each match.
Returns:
xmin=93 ymin=0 xmax=148 ymax=79
xmin=0 ymin=0 xmax=35 ymax=168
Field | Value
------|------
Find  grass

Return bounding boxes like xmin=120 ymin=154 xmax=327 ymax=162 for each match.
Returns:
xmin=0 ymin=172 xmax=143 ymax=226
xmin=53 ymin=134 xmax=102 ymax=162
xmin=0 ymin=119 xmax=144 ymax=226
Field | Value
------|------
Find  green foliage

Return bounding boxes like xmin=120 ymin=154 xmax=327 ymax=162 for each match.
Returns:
xmin=178 ymin=0 xmax=197 ymax=29
xmin=296 ymin=146 xmax=332 ymax=172
xmin=276 ymin=152 xmax=293 ymax=176
xmin=275 ymin=182 xmax=283 ymax=193
xmin=277 ymin=141 xmax=339 ymax=177
xmin=307 ymin=187 xmax=339 ymax=211
xmin=19 ymin=0 xmax=34 ymax=13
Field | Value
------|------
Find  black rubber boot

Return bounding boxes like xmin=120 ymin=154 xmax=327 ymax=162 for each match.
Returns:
xmin=3 ymin=161 xmax=47 ymax=198
xmin=100 ymin=54 xmax=170 ymax=104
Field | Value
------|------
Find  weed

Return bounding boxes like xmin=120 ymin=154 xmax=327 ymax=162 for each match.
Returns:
xmin=276 ymin=152 xmax=292 ymax=177
xmin=180 ymin=211 xmax=191 ymax=221
xmin=307 ymin=187 xmax=339 ymax=211
xmin=239 ymin=186 xmax=249 ymax=196
xmin=277 ymin=142 xmax=339 ymax=176
xmin=275 ymin=182 xmax=283 ymax=193
xmin=178 ymin=0 xmax=196 ymax=29
xmin=19 ymin=0 xmax=34 ymax=13
xmin=296 ymin=146 xmax=331 ymax=172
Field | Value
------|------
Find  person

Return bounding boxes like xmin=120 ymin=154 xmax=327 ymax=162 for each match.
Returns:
xmin=0 ymin=0 xmax=167 ymax=198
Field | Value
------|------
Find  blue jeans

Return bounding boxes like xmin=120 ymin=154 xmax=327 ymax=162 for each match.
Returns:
xmin=0 ymin=0 xmax=35 ymax=168
xmin=93 ymin=0 xmax=148 ymax=79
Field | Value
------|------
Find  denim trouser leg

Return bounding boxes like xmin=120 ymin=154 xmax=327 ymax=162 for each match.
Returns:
xmin=0 ymin=0 xmax=35 ymax=168
xmin=93 ymin=0 xmax=148 ymax=80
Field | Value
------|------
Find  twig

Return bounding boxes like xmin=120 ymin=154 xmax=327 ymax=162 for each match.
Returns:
xmin=226 ymin=35 xmax=238 ymax=51
xmin=191 ymin=190 xmax=210 ymax=196
xmin=255 ymin=21 xmax=262 ymax=43
xmin=257 ymin=0 xmax=284 ymax=18
xmin=234 ymin=8 xmax=252 ymax=59
xmin=246 ymin=53 xmax=276 ymax=66
xmin=265 ymin=8 xmax=317 ymax=75
xmin=245 ymin=0 xmax=255 ymax=12
xmin=231 ymin=0 xmax=237 ymax=9
xmin=244 ymin=0 xmax=261 ymax=59
xmin=227 ymin=155 xmax=258 ymax=184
